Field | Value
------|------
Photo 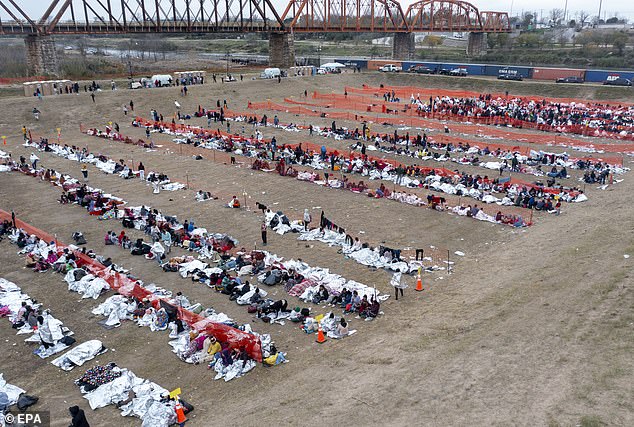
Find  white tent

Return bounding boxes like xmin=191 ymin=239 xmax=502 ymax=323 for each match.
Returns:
xmin=320 ymin=62 xmax=346 ymax=69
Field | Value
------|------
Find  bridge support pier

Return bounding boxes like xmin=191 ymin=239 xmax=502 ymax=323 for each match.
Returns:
xmin=466 ymin=32 xmax=487 ymax=56
xmin=392 ymin=32 xmax=415 ymax=60
xmin=269 ymin=32 xmax=295 ymax=69
xmin=25 ymin=34 xmax=59 ymax=77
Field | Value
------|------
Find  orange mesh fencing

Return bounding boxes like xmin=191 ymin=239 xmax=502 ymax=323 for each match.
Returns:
xmin=309 ymin=91 xmax=634 ymax=151
xmin=0 ymin=207 xmax=263 ymax=361
xmin=345 ymin=84 xmax=634 ymax=107
xmin=247 ymin=99 xmax=631 ymax=161
xmin=345 ymin=85 xmax=634 ymax=142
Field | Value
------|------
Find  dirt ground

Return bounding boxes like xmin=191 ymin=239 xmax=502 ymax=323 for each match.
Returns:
xmin=0 ymin=73 xmax=632 ymax=427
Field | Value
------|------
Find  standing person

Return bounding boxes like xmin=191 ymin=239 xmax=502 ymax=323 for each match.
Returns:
xmin=81 ymin=164 xmax=88 ymax=181
xmin=32 ymin=107 xmax=40 ymax=120
xmin=303 ymin=209 xmax=312 ymax=231
xmin=161 ymin=229 xmax=172 ymax=254
xmin=68 ymin=405 xmax=90 ymax=427
xmin=123 ymin=104 xmax=128 ymax=116
xmin=29 ymin=153 xmax=38 ymax=169
xmin=138 ymin=162 xmax=145 ymax=180
xmin=90 ymin=92 xmax=95 ymax=103
xmin=390 ymin=272 xmax=407 ymax=301
xmin=129 ymin=100 xmax=134 ymax=111
xmin=11 ymin=210 xmax=16 ymax=228
xmin=22 ymin=125 xmax=27 ymax=141
xmin=261 ymin=221 xmax=267 ymax=246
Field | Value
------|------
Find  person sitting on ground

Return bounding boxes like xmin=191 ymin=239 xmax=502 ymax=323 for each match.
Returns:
xmin=360 ymin=297 xmax=380 ymax=319
xmin=312 ymin=285 xmax=329 ymax=304
xmin=259 ymin=299 xmax=289 ymax=318
xmin=104 ymin=231 xmax=115 ymax=245
xmin=202 ymin=335 xmax=223 ymax=363
xmin=335 ymin=318 xmax=349 ymax=338
xmin=356 ymin=295 xmax=369 ymax=315
xmin=330 ymin=287 xmax=350 ymax=307
xmin=227 ymin=195 xmax=241 ymax=208
xmin=344 ymin=290 xmax=360 ymax=313
xmin=154 ymin=307 xmax=169 ymax=331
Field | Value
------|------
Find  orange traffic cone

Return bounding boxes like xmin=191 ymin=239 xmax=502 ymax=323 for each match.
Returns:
xmin=316 ymin=324 xmax=327 ymax=344
xmin=175 ymin=401 xmax=187 ymax=425
xmin=415 ymin=273 xmax=423 ymax=292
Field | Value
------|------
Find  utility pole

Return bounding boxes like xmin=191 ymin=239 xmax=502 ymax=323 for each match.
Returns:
xmin=598 ymin=0 xmax=603 ymax=23
xmin=563 ymin=0 xmax=568 ymax=23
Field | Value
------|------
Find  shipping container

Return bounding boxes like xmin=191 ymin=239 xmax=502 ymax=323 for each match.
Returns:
xmin=531 ymin=67 xmax=585 ymax=81
xmin=401 ymin=61 xmax=419 ymax=71
xmin=484 ymin=65 xmax=532 ymax=78
xmin=584 ymin=69 xmax=634 ymax=83
xmin=335 ymin=59 xmax=368 ymax=69
xmin=368 ymin=60 xmax=402 ymax=71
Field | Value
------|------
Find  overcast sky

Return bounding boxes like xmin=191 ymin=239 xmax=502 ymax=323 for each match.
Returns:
xmin=1 ymin=0 xmax=632 ymax=23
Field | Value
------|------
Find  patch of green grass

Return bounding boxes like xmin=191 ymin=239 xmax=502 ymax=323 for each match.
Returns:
xmin=579 ymin=415 xmax=605 ymax=427
xmin=0 ymin=87 xmax=22 ymax=99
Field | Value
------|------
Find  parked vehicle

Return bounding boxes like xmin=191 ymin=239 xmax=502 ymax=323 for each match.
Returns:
xmin=379 ymin=64 xmax=402 ymax=72
xmin=150 ymin=74 xmax=173 ymax=87
xmin=497 ymin=67 xmax=523 ymax=81
xmin=408 ymin=65 xmax=433 ymax=74
xmin=603 ymin=77 xmax=632 ymax=86
xmin=556 ymin=76 xmax=585 ymax=83
xmin=260 ymin=68 xmax=281 ymax=79
xmin=498 ymin=74 xmax=523 ymax=81
xmin=449 ymin=68 xmax=468 ymax=76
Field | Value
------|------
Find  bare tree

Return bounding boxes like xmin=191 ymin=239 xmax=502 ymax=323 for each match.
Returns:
xmin=578 ymin=10 xmax=590 ymax=28
xmin=550 ymin=8 xmax=564 ymax=26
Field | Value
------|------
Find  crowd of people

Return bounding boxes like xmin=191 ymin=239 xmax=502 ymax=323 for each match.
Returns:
xmin=408 ymin=93 xmax=634 ymax=136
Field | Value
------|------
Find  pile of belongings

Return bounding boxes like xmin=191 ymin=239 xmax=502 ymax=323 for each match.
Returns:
xmin=0 ymin=373 xmax=40 ymax=422
xmin=74 ymin=363 xmax=192 ymax=427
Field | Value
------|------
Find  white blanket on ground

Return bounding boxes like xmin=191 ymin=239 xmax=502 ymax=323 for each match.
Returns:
xmin=263 ymin=254 xmax=388 ymax=301
xmin=65 ymin=271 xmax=110 ymax=299
xmin=0 ymin=373 xmax=25 ymax=406
xmin=92 ymin=295 xmax=134 ymax=326
xmin=81 ymin=367 xmax=170 ymax=424
xmin=51 ymin=340 xmax=106 ymax=371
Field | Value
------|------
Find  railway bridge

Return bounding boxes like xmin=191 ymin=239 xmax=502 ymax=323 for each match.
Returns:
xmin=0 ymin=0 xmax=510 ymax=75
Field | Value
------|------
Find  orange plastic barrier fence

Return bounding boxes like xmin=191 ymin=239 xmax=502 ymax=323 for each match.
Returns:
xmin=0 ymin=208 xmax=263 ymax=361
xmin=248 ymin=100 xmax=631 ymax=160
xmin=345 ymin=85 xmax=634 ymax=142
xmin=345 ymin=84 xmax=634 ymax=107
xmin=310 ymin=91 xmax=634 ymax=151
xmin=235 ymin=104 xmax=625 ymax=166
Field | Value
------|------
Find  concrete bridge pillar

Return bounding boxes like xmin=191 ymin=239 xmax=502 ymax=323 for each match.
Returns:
xmin=392 ymin=32 xmax=415 ymax=60
xmin=269 ymin=32 xmax=295 ymax=68
xmin=25 ymin=34 xmax=59 ymax=77
xmin=466 ymin=32 xmax=487 ymax=56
